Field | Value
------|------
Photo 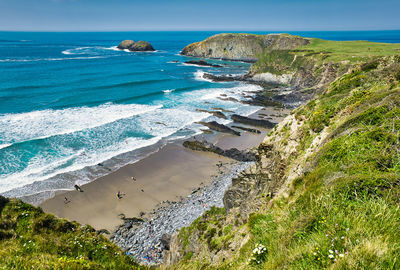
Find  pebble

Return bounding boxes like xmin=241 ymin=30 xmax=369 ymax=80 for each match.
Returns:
xmin=111 ymin=162 xmax=252 ymax=266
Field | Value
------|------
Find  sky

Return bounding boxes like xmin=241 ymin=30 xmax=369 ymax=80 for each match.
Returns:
xmin=0 ymin=0 xmax=399 ymax=31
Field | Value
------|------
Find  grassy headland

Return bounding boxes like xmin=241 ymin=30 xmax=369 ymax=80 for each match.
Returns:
xmin=165 ymin=38 xmax=400 ymax=269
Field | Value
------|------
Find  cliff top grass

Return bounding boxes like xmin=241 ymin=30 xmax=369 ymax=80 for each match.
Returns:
xmin=298 ymin=38 xmax=400 ymax=62
xmin=0 ymin=196 xmax=144 ymax=269
xmin=250 ymin=34 xmax=400 ymax=75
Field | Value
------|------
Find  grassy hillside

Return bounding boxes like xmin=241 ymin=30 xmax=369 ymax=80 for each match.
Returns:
xmin=166 ymin=56 xmax=400 ymax=269
xmin=250 ymin=37 xmax=400 ymax=86
xmin=0 ymin=196 xmax=144 ymax=269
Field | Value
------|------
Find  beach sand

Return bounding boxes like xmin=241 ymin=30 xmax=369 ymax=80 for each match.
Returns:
xmin=40 ymin=107 xmax=289 ymax=232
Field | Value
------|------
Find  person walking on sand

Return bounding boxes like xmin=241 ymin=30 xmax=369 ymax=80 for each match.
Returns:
xmin=117 ymin=191 xmax=125 ymax=199
xmin=64 ymin=197 xmax=70 ymax=204
xmin=131 ymin=176 xmax=136 ymax=181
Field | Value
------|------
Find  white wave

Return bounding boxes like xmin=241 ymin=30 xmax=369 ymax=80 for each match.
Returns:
xmin=0 ymin=136 xmax=161 ymax=194
xmin=61 ymin=47 xmax=93 ymax=55
xmin=0 ymin=56 xmax=106 ymax=62
xmin=0 ymin=103 xmax=162 ymax=146
xmin=0 ymin=143 xmax=11 ymax=150
xmin=104 ymin=46 xmax=120 ymax=51
xmin=0 ymin=107 xmax=209 ymax=195
xmin=163 ymin=89 xmax=175 ymax=93
xmin=194 ymin=70 xmax=214 ymax=82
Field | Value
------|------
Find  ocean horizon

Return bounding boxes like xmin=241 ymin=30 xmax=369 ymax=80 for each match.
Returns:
xmin=1 ymin=30 xmax=400 ymax=204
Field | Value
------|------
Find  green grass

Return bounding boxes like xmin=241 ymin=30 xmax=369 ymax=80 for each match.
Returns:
xmin=0 ymin=197 xmax=144 ymax=269
xmin=170 ymin=55 xmax=400 ymax=269
xmin=300 ymin=38 xmax=400 ymax=63
xmin=251 ymin=36 xmax=400 ymax=76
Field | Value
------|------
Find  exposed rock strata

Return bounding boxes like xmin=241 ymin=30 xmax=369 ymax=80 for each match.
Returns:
xmin=231 ymin=114 xmax=276 ymax=129
xmin=182 ymin=140 xmax=256 ymax=162
xmin=197 ymin=121 xmax=240 ymax=136
xmin=181 ymin=33 xmax=309 ymax=62
xmin=184 ymin=60 xmax=222 ymax=68
xmin=195 ymin=109 xmax=227 ymax=119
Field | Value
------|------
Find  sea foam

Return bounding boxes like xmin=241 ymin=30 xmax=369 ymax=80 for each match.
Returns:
xmin=0 ymin=103 xmax=162 ymax=147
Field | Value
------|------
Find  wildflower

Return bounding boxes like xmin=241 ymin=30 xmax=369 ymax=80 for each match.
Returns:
xmin=329 ymin=250 xmax=333 ymax=253
xmin=328 ymin=254 xmax=334 ymax=259
xmin=339 ymin=254 xmax=344 ymax=257
xmin=335 ymin=250 xmax=338 ymax=254
xmin=341 ymin=236 xmax=345 ymax=239
xmin=313 ymin=252 xmax=317 ymax=255
xmin=346 ymin=228 xmax=349 ymax=231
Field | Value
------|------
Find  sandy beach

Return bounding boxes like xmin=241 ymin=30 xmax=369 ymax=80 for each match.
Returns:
xmin=40 ymin=106 xmax=289 ymax=232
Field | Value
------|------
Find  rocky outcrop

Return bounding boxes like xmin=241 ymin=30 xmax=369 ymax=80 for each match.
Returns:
xmin=195 ymin=109 xmax=227 ymax=119
xmin=231 ymin=114 xmax=276 ymax=129
xmin=231 ymin=125 xmax=261 ymax=134
xmin=117 ymin=40 xmax=135 ymax=49
xmin=197 ymin=121 xmax=240 ymax=136
xmin=182 ymin=140 xmax=256 ymax=162
xmin=117 ymin=40 xmax=155 ymax=51
xmin=181 ymin=33 xmax=309 ymax=62
xmin=184 ymin=60 xmax=222 ymax=68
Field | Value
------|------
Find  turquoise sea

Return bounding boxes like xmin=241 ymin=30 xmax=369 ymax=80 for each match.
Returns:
xmin=1 ymin=30 xmax=399 ymax=204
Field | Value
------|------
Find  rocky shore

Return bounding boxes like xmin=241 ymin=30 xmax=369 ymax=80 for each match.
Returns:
xmin=111 ymin=162 xmax=253 ymax=266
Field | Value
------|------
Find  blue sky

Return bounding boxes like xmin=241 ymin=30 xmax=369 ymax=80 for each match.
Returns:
xmin=0 ymin=0 xmax=399 ymax=31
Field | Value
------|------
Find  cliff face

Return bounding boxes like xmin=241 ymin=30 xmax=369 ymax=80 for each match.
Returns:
xmin=181 ymin=33 xmax=310 ymax=62
xmin=164 ymin=55 xmax=400 ymax=269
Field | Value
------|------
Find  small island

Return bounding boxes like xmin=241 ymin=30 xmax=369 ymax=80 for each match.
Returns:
xmin=117 ymin=40 xmax=155 ymax=52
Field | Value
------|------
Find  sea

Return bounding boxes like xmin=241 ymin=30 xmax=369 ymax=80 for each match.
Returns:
xmin=1 ymin=30 xmax=399 ymax=204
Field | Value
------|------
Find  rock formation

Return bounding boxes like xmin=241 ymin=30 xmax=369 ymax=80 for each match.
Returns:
xmin=117 ymin=40 xmax=155 ymax=51
xmin=181 ymin=33 xmax=309 ymax=62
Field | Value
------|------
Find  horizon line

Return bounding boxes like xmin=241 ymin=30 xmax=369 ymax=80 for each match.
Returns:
xmin=1 ymin=29 xmax=400 ymax=33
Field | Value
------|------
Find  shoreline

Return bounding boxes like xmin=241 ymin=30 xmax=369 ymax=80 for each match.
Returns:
xmin=39 ymin=106 xmax=288 ymax=231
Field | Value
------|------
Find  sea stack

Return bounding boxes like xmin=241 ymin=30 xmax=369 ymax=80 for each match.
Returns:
xmin=117 ymin=40 xmax=155 ymax=51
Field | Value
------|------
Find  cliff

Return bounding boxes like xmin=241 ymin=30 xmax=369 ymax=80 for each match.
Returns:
xmin=164 ymin=52 xmax=400 ymax=268
xmin=181 ymin=33 xmax=310 ymax=62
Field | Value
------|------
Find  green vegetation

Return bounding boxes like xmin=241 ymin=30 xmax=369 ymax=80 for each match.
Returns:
xmin=170 ymin=55 xmax=400 ymax=269
xmin=0 ymin=197 xmax=144 ymax=269
xmin=301 ymin=38 xmax=400 ymax=62
xmin=251 ymin=35 xmax=400 ymax=78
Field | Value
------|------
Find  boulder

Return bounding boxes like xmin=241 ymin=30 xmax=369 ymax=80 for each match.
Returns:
xmin=117 ymin=40 xmax=155 ymax=52
xmin=117 ymin=40 xmax=135 ymax=50
xmin=128 ymin=41 xmax=155 ymax=51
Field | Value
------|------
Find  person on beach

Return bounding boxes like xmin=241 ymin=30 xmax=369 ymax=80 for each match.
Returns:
xmin=74 ymin=184 xmax=83 ymax=192
xmin=64 ymin=197 xmax=70 ymax=204
xmin=117 ymin=191 xmax=125 ymax=199
xmin=131 ymin=176 xmax=136 ymax=181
